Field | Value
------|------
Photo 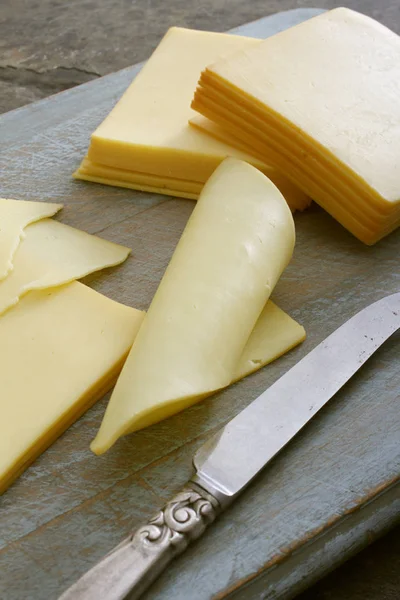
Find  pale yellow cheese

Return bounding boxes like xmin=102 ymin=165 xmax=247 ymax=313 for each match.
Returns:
xmin=77 ymin=155 xmax=310 ymax=211
xmin=84 ymin=28 xmax=261 ymax=177
xmin=0 ymin=218 xmax=130 ymax=315
xmin=0 ymin=198 xmax=62 ymax=280
xmin=232 ymin=301 xmax=305 ymax=382
xmin=73 ymin=27 xmax=306 ymax=211
xmin=193 ymin=86 xmax=400 ymax=225
xmin=189 ymin=116 xmax=311 ymax=212
xmin=92 ymin=159 xmax=304 ymax=454
xmin=191 ymin=96 xmax=400 ymax=243
xmin=0 ymin=282 xmax=145 ymax=494
xmin=192 ymin=8 xmax=400 ymax=243
xmin=76 ymin=157 xmax=203 ymax=199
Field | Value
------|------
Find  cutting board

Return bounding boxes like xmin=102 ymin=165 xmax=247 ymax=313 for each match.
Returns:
xmin=0 ymin=8 xmax=399 ymax=600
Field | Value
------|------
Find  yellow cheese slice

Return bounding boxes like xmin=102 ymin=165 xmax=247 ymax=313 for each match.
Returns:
xmin=92 ymin=158 xmax=304 ymax=454
xmin=0 ymin=218 xmax=130 ymax=315
xmin=0 ymin=282 xmax=145 ymax=495
xmin=232 ymin=301 xmax=305 ymax=383
xmin=0 ymin=198 xmax=62 ymax=280
xmin=73 ymin=27 xmax=306 ymax=211
xmin=192 ymin=96 xmax=400 ymax=244
xmin=193 ymin=85 xmax=400 ymax=225
xmin=189 ymin=116 xmax=311 ymax=212
xmin=76 ymin=156 xmax=203 ymax=199
xmin=192 ymin=8 xmax=400 ymax=243
xmin=77 ymin=155 xmax=310 ymax=212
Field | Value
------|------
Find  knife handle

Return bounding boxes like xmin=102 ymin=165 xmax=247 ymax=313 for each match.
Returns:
xmin=59 ymin=482 xmax=221 ymax=600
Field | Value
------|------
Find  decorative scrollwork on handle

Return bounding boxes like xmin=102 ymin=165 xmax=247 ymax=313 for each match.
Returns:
xmin=133 ymin=486 xmax=220 ymax=556
xmin=59 ymin=484 xmax=222 ymax=600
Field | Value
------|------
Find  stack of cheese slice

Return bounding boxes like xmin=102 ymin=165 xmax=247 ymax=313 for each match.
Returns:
xmin=74 ymin=27 xmax=310 ymax=212
xmin=0 ymin=199 xmax=145 ymax=494
xmin=192 ymin=8 xmax=400 ymax=245
xmin=92 ymin=159 xmax=306 ymax=455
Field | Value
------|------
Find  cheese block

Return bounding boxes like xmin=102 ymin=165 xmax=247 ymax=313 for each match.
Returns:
xmin=0 ymin=218 xmax=130 ymax=315
xmin=0 ymin=282 xmax=145 ymax=494
xmin=73 ymin=27 xmax=307 ymax=212
xmin=0 ymin=198 xmax=62 ymax=280
xmin=92 ymin=159 xmax=304 ymax=454
xmin=192 ymin=8 xmax=400 ymax=244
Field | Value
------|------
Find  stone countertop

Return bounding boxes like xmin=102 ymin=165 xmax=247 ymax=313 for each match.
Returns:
xmin=1 ymin=0 xmax=400 ymax=114
xmin=0 ymin=1 xmax=399 ymax=599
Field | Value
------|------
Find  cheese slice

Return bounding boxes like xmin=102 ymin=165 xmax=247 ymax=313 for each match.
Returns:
xmin=73 ymin=27 xmax=306 ymax=211
xmin=189 ymin=116 xmax=311 ymax=212
xmin=76 ymin=156 xmax=203 ymax=199
xmin=192 ymin=8 xmax=400 ymax=244
xmin=0 ymin=218 xmax=130 ymax=315
xmin=92 ymin=159 xmax=304 ymax=454
xmin=233 ymin=301 xmax=305 ymax=382
xmin=0 ymin=198 xmax=62 ymax=280
xmin=193 ymin=86 xmax=400 ymax=226
xmin=0 ymin=282 xmax=145 ymax=495
xmin=192 ymin=95 xmax=400 ymax=241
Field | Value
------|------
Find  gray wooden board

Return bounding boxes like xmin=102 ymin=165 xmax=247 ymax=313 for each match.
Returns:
xmin=0 ymin=8 xmax=399 ymax=600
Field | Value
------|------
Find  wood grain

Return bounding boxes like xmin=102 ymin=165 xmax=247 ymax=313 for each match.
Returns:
xmin=0 ymin=9 xmax=399 ymax=600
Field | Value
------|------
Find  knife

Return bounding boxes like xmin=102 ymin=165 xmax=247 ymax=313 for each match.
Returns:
xmin=60 ymin=292 xmax=400 ymax=600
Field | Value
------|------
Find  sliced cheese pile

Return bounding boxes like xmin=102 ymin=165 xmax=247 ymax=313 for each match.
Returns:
xmin=74 ymin=27 xmax=309 ymax=212
xmin=189 ymin=116 xmax=309 ymax=208
xmin=192 ymin=8 xmax=400 ymax=244
xmin=92 ymin=159 xmax=305 ymax=455
xmin=0 ymin=199 xmax=142 ymax=493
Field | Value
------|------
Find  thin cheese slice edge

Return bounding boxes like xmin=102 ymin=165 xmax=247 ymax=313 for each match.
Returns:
xmin=0 ymin=198 xmax=63 ymax=281
xmin=189 ymin=116 xmax=311 ymax=211
xmin=0 ymin=218 xmax=131 ymax=315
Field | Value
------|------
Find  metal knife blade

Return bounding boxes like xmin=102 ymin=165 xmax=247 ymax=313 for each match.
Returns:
xmin=60 ymin=292 xmax=400 ymax=600
xmin=193 ymin=292 xmax=400 ymax=499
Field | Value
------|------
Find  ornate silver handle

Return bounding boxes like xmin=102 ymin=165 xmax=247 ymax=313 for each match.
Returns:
xmin=59 ymin=482 xmax=221 ymax=600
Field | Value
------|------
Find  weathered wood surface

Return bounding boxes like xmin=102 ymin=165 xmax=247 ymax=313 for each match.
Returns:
xmin=0 ymin=8 xmax=399 ymax=600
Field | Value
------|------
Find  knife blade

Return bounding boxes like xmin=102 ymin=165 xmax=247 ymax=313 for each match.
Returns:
xmin=60 ymin=292 xmax=400 ymax=600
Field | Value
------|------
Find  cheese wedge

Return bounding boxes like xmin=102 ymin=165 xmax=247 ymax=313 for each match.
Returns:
xmin=192 ymin=8 xmax=400 ymax=244
xmin=0 ymin=218 xmax=130 ymax=315
xmin=92 ymin=159 xmax=304 ymax=454
xmin=73 ymin=27 xmax=307 ymax=212
xmin=0 ymin=282 xmax=145 ymax=494
xmin=0 ymin=198 xmax=62 ymax=280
